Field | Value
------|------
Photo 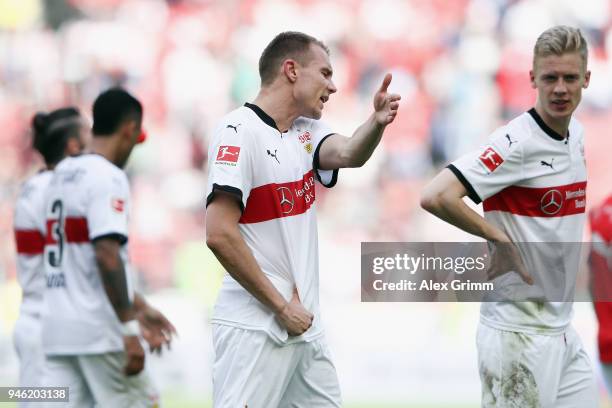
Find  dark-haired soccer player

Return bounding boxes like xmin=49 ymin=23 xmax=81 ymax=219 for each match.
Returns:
xmin=41 ymin=89 xmax=174 ymax=407
xmin=206 ymin=31 xmax=400 ymax=406
xmin=13 ymin=108 xmax=87 ymax=401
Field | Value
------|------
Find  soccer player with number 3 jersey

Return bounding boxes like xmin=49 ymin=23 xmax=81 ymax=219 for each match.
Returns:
xmin=422 ymin=26 xmax=596 ymax=407
xmin=40 ymin=89 xmax=175 ymax=408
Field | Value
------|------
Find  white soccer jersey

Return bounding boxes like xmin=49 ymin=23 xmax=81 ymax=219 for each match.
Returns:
xmin=14 ymin=171 xmax=52 ymax=316
xmin=450 ymin=108 xmax=587 ymax=334
xmin=42 ymin=154 xmax=133 ymax=355
xmin=206 ymin=103 xmax=338 ymax=345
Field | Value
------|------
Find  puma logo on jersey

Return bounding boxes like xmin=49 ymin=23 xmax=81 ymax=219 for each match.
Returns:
xmin=540 ymin=158 xmax=555 ymax=170
xmin=226 ymin=123 xmax=241 ymax=133
xmin=267 ymin=149 xmax=280 ymax=164
xmin=505 ymin=134 xmax=517 ymax=148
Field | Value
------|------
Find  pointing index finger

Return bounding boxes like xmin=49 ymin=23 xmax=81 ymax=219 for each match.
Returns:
xmin=379 ymin=73 xmax=392 ymax=93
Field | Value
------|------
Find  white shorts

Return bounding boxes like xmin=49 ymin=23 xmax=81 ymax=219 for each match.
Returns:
xmin=13 ymin=312 xmax=45 ymax=408
xmin=212 ymin=324 xmax=342 ymax=408
xmin=477 ymin=323 xmax=597 ymax=408
xmin=41 ymin=352 xmax=159 ymax=408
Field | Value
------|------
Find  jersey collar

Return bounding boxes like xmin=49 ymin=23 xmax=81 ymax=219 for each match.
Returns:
xmin=527 ymin=108 xmax=568 ymax=141
xmin=244 ymin=103 xmax=280 ymax=132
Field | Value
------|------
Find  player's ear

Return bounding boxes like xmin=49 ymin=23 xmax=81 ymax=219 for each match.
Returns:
xmin=583 ymin=70 xmax=591 ymax=89
xmin=120 ymin=120 xmax=138 ymax=142
xmin=529 ymin=69 xmax=536 ymax=89
xmin=282 ymin=59 xmax=298 ymax=83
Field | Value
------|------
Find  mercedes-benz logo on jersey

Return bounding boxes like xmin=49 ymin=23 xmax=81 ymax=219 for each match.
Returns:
xmin=541 ymin=189 xmax=563 ymax=215
xmin=277 ymin=186 xmax=294 ymax=214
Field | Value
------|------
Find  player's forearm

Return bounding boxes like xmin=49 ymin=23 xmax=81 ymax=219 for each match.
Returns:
xmin=94 ymin=243 xmax=135 ymax=322
xmin=424 ymin=194 xmax=506 ymax=241
xmin=206 ymin=227 xmax=288 ymax=314
xmin=342 ymin=113 xmax=385 ymax=168
xmin=421 ymin=172 xmax=507 ymax=242
xmin=133 ymin=292 xmax=147 ymax=312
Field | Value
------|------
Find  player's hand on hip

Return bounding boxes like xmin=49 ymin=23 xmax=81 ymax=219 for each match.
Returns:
xmin=276 ymin=288 xmax=314 ymax=336
xmin=373 ymin=73 xmax=401 ymax=126
xmin=123 ymin=335 xmax=146 ymax=376
xmin=487 ymin=237 xmax=534 ymax=285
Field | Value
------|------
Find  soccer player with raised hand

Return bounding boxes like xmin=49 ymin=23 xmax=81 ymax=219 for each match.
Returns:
xmin=206 ymin=31 xmax=400 ymax=407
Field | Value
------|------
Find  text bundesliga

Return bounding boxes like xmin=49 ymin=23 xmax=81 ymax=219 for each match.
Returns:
xmin=372 ymin=279 xmax=494 ymax=292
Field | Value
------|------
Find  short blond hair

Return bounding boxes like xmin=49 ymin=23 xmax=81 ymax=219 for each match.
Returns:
xmin=533 ymin=25 xmax=588 ymax=68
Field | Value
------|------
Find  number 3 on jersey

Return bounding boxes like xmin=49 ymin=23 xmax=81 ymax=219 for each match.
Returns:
xmin=45 ymin=199 xmax=66 ymax=287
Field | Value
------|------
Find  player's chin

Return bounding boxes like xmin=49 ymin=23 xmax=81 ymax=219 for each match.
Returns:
xmin=548 ymin=100 xmax=575 ymax=116
xmin=547 ymin=106 xmax=574 ymax=120
xmin=305 ymin=107 xmax=323 ymax=120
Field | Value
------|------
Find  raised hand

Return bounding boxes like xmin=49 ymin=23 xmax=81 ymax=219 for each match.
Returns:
xmin=373 ymin=73 xmax=401 ymax=126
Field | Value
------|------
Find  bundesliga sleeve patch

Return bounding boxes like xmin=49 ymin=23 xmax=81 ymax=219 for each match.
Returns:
xmin=111 ymin=198 xmax=125 ymax=213
xmin=478 ymin=147 xmax=504 ymax=172
xmin=215 ymin=145 xmax=241 ymax=166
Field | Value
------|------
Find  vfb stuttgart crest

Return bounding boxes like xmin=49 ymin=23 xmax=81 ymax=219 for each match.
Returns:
xmin=299 ymin=131 xmax=313 ymax=154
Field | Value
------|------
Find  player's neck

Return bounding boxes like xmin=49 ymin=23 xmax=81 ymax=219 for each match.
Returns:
xmin=534 ymin=105 xmax=571 ymax=139
xmin=91 ymin=138 xmax=123 ymax=168
xmin=253 ymin=88 xmax=299 ymax=133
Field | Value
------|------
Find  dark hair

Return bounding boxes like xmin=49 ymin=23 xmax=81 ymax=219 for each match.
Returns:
xmin=31 ymin=107 xmax=81 ymax=165
xmin=92 ymin=88 xmax=142 ymax=136
xmin=258 ymin=31 xmax=329 ymax=85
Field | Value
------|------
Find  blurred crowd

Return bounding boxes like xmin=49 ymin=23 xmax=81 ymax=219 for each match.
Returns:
xmin=1 ymin=0 xmax=612 ymax=297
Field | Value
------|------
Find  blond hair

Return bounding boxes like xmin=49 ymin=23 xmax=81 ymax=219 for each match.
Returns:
xmin=533 ymin=25 xmax=588 ymax=68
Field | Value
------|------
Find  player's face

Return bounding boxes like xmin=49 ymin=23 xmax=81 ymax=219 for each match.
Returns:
xmin=294 ymin=44 xmax=337 ymax=119
xmin=530 ymin=52 xmax=590 ymax=126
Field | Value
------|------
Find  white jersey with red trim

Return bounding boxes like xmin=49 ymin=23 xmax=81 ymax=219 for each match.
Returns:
xmin=450 ymin=109 xmax=587 ymax=334
xmin=14 ymin=171 xmax=52 ymax=316
xmin=206 ymin=103 xmax=338 ymax=345
xmin=42 ymin=154 xmax=133 ymax=355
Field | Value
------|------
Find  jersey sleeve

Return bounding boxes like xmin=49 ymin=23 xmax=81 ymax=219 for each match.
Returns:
xmin=310 ymin=119 xmax=338 ymax=188
xmin=86 ymin=171 xmax=129 ymax=243
xmin=14 ymin=183 xmax=46 ymax=255
xmin=206 ymin=121 xmax=254 ymax=211
xmin=447 ymin=127 xmax=524 ymax=204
